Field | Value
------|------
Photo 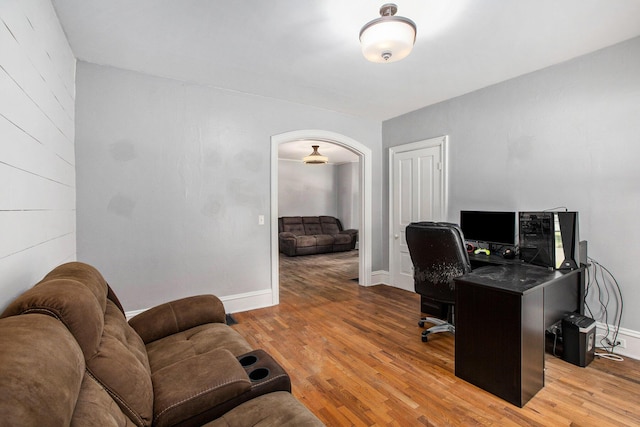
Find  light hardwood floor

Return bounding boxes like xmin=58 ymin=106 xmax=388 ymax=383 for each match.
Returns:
xmin=231 ymin=251 xmax=640 ymax=426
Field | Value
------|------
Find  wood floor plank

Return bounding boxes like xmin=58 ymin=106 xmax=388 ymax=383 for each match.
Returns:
xmin=231 ymin=251 xmax=640 ymax=426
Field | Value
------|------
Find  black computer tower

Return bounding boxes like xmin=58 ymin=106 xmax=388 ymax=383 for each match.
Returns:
xmin=562 ymin=313 xmax=596 ymax=367
xmin=519 ymin=212 xmax=579 ymax=270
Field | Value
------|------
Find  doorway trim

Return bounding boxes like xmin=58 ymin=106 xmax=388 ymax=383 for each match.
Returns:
xmin=271 ymin=130 xmax=372 ymax=305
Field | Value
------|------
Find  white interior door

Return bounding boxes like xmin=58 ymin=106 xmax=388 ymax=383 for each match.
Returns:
xmin=390 ymin=137 xmax=447 ymax=291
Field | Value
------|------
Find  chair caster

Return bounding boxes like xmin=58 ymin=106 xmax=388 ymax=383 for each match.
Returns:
xmin=418 ymin=320 xmax=425 ymax=328
xmin=421 ymin=331 xmax=430 ymax=342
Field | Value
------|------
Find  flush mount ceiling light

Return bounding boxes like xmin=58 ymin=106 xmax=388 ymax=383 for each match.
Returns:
xmin=303 ymin=145 xmax=328 ymax=164
xmin=359 ymin=3 xmax=417 ymax=63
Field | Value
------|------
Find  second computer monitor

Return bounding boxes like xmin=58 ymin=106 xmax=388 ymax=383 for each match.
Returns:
xmin=459 ymin=210 xmax=516 ymax=247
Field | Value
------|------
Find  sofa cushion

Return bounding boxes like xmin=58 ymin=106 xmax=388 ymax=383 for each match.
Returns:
xmin=129 ymin=295 xmax=226 ymax=344
xmin=302 ymin=217 xmax=323 ymax=235
xmin=320 ymin=222 xmax=340 ymax=235
xmin=145 ymin=323 xmax=253 ymax=372
xmin=315 ymin=234 xmax=335 ymax=246
xmin=72 ymin=374 xmax=136 ymax=426
xmin=319 ymin=216 xmax=341 ymax=235
xmin=42 ymin=261 xmax=111 ymax=305
xmin=0 ymin=314 xmax=85 ymax=426
xmin=87 ymin=300 xmax=154 ymax=426
xmin=1 ymin=263 xmax=155 ymax=427
xmin=281 ymin=217 xmax=305 ymax=235
xmin=41 ymin=260 xmax=127 ymax=314
xmin=0 ymin=277 xmax=106 ymax=357
xmin=295 ymin=235 xmax=317 ymax=248
xmin=152 ymin=348 xmax=252 ymax=427
xmin=203 ymin=391 xmax=324 ymax=427
xmin=332 ymin=233 xmax=352 ymax=245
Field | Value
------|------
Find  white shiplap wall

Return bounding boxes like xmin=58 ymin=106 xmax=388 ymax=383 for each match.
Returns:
xmin=0 ymin=0 xmax=76 ymax=308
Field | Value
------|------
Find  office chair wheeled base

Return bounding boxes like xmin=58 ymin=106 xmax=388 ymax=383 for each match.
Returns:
xmin=419 ymin=317 xmax=455 ymax=342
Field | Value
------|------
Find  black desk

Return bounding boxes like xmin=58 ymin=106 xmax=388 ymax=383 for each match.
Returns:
xmin=468 ymin=251 xmax=520 ymax=268
xmin=454 ymin=263 xmax=583 ymax=407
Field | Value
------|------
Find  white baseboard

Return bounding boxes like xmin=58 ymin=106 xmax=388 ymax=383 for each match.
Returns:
xmin=125 ymin=289 xmax=275 ymax=320
xmin=123 ymin=275 xmax=639 ymax=361
xmin=125 ymin=308 xmax=147 ymax=320
xmin=219 ymin=289 xmax=274 ymax=314
xmin=372 ymin=270 xmax=416 ymax=293
xmin=371 ymin=270 xmax=390 ymax=286
xmin=595 ymin=323 xmax=640 ymax=360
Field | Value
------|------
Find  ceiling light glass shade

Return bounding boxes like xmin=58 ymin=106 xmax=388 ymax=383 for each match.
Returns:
xmin=360 ymin=4 xmax=416 ymax=63
xmin=303 ymin=145 xmax=328 ymax=164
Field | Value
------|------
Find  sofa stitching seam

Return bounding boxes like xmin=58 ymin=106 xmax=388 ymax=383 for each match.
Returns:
xmin=251 ymin=373 xmax=288 ymax=387
xmin=85 ymin=368 xmax=146 ymax=426
xmin=168 ymin=302 xmax=180 ymax=334
xmin=153 ymin=377 xmax=252 ymax=423
xmin=21 ymin=308 xmax=147 ymax=426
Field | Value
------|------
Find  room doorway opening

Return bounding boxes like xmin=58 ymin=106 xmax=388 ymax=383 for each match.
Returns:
xmin=270 ymin=130 xmax=372 ymax=305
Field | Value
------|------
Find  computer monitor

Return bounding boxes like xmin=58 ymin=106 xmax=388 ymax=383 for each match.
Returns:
xmin=459 ymin=210 xmax=516 ymax=246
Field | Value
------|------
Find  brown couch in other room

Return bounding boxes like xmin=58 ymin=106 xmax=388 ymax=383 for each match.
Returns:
xmin=0 ymin=262 xmax=323 ymax=427
xmin=279 ymin=216 xmax=358 ymax=256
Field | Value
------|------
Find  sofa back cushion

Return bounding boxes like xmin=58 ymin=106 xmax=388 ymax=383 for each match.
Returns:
xmin=72 ymin=374 xmax=137 ymax=426
xmin=87 ymin=300 xmax=153 ymax=426
xmin=320 ymin=216 xmax=342 ymax=235
xmin=0 ymin=314 xmax=85 ymax=425
xmin=302 ymin=216 xmax=323 ymax=235
xmin=1 ymin=262 xmax=154 ymax=427
xmin=281 ymin=216 xmax=306 ymax=235
xmin=1 ymin=277 xmax=106 ymax=357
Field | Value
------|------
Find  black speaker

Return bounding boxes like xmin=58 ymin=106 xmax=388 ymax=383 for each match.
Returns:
xmin=556 ymin=212 xmax=579 ymax=270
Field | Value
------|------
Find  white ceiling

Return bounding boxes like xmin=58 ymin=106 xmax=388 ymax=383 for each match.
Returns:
xmin=52 ymin=0 xmax=640 ymax=123
xmin=52 ymin=0 xmax=640 ymax=163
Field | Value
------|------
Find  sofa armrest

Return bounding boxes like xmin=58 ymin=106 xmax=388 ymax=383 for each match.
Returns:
xmin=129 ymin=295 xmax=226 ymax=344
xmin=278 ymin=232 xmax=298 ymax=256
xmin=340 ymin=229 xmax=358 ymax=240
xmin=340 ymin=228 xmax=358 ymax=235
xmin=152 ymin=348 xmax=251 ymax=427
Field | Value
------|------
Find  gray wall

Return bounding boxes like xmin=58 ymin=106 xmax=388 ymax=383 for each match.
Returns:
xmin=278 ymin=160 xmax=360 ymax=232
xmin=337 ymin=162 xmax=360 ymax=230
xmin=0 ymin=0 xmax=76 ymax=310
xmin=383 ymin=36 xmax=640 ymax=331
xmin=278 ymin=160 xmax=337 ymax=217
xmin=75 ymin=62 xmax=382 ymax=311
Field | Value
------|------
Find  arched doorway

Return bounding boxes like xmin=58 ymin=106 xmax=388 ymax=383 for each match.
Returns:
xmin=270 ymin=130 xmax=372 ymax=305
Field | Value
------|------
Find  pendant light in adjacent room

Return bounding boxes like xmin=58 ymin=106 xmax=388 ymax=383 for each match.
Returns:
xmin=303 ymin=145 xmax=328 ymax=164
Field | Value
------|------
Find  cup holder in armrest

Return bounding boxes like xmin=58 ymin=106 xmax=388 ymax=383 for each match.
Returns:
xmin=248 ymin=367 xmax=270 ymax=382
xmin=197 ymin=349 xmax=293 ymax=420
xmin=235 ymin=349 xmax=291 ymax=392
xmin=238 ymin=354 xmax=258 ymax=367
xmin=182 ymin=349 xmax=293 ymax=423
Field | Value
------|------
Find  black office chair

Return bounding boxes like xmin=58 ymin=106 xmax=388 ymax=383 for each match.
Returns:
xmin=406 ymin=221 xmax=472 ymax=342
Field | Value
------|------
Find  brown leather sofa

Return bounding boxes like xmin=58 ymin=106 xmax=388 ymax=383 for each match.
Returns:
xmin=278 ymin=216 xmax=358 ymax=256
xmin=0 ymin=262 xmax=323 ymax=426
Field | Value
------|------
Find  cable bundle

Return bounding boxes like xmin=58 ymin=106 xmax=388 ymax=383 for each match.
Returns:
xmin=584 ymin=257 xmax=624 ymax=361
